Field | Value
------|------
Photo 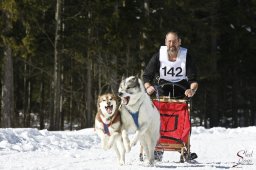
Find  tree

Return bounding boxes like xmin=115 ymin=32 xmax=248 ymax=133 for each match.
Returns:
xmin=50 ymin=0 xmax=63 ymax=130
xmin=0 ymin=1 xmax=16 ymax=128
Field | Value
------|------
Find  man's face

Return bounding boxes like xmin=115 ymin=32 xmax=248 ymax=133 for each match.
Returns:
xmin=165 ymin=33 xmax=181 ymax=56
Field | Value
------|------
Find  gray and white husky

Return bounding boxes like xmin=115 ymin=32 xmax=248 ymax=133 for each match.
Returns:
xmin=118 ymin=75 xmax=160 ymax=166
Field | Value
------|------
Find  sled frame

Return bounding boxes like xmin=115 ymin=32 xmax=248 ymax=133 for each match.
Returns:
xmin=154 ymin=97 xmax=191 ymax=162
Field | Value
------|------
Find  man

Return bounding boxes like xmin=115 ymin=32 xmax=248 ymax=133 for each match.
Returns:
xmin=143 ymin=31 xmax=198 ymax=98
xmin=142 ymin=31 xmax=198 ymax=161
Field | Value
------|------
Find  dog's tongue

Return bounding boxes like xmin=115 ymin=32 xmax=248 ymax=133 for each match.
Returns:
xmin=121 ymin=97 xmax=129 ymax=105
xmin=106 ymin=107 xmax=112 ymax=114
xmin=121 ymin=98 xmax=127 ymax=105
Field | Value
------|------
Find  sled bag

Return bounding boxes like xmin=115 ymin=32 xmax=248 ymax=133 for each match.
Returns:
xmin=153 ymin=101 xmax=191 ymax=144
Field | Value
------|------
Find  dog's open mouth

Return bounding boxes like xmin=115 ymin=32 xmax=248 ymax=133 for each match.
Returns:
xmin=105 ymin=105 xmax=113 ymax=114
xmin=122 ymin=96 xmax=130 ymax=105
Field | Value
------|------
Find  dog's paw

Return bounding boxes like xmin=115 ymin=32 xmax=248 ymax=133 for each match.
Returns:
xmin=125 ymin=145 xmax=131 ymax=153
xmin=103 ymin=146 xmax=108 ymax=151
xmin=144 ymin=159 xmax=154 ymax=167
xmin=101 ymin=144 xmax=108 ymax=151
xmin=130 ymin=139 xmax=137 ymax=147
xmin=129 ymin=131 xmax=139 ymax=147
xmin=106 ymin=134 xmax=116 ymax=149
xmin=119 ymin=160 xmax=125 ymax=166
xmin=122 ymin=138 xmax=131 ymax=152
xmin=106 ymin=141 xmax=113 ymax=149
xmin=122 ymin=140 xmax=131 ymax=152
xmin=101 ymin=141 xmax=105 ymax=149
xmin=101 ymin=137 xmax=109 ymax=150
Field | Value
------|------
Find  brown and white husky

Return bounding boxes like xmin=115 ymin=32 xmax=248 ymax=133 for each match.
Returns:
xmin=95 ymin=93 xmax=128 ymax=165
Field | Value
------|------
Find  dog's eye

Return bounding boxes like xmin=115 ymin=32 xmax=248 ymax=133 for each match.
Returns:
xmin=127 ymin=85 xmax=135 ymax=89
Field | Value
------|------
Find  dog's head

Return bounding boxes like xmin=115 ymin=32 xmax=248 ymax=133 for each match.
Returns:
xmin=118 ymin=75 xmax=144 ymax=105
xmin=98 ymin=93 xmax=118 ymax=118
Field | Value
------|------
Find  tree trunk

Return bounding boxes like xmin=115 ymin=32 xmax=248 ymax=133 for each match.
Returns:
xmin=60 ymin=65 xmax=64 ymax=130
xmin=39 ymin=70 xmax=45 ymax=129
xmin=110 ymin=1 xmax=119 ymax=92
xmin=69 ymin=73 xmax=73 ymax=131
xmin=1 ymin=45 xmax=14 ymax=128
xmin=85 ymin=57 xmax=92 ymax=128
xmin=23 ymin=57 xmax=32 ymax=127
xmin=51 ymin=0 xmax=62 ymax=130
xmin=232 ymin=80 xmax=238 ymax=128
xmin=84 ymin=5 xmax=93 ymax=128
xmin=1 ymin=9 xmax=14 ymax=128
xmin=209 ymin=1 xmax=219 ymax=128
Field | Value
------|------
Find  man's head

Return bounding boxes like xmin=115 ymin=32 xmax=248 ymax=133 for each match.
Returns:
xmin=165 ymin=31 xmax=181 ymax=56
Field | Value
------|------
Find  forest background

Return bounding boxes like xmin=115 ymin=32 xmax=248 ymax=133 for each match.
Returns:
xmin=1 ymin=0 xmax=256 ymax=130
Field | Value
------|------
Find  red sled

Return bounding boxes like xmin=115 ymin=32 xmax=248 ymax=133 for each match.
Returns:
xmin=153 ymin=98 xmax=191 ymax=162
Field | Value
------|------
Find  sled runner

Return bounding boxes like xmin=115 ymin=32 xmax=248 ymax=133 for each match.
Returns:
xmin=153 ymin=82 xmax=195 ymax=162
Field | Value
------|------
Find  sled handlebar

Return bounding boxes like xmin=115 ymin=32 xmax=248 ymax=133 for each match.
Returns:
xmin=158 ymin=82 xmax=190 ymax=100
xmin=159 ymin=82 xmax=187 ymax=91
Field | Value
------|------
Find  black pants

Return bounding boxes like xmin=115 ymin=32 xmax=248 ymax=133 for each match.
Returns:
xmin=155 ymin=79 xmax=190 ymax=99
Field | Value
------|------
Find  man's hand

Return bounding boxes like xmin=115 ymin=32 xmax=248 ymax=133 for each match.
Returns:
xmin=146 ymin=86 xmax=155 ymax=95
xmin=185 ymin=89 xmax=196 ymax=97
xmin=185 ymin=82 xmax=198 ymax=97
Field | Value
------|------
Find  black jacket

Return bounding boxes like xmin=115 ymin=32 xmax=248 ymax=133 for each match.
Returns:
xmin=143 ymin=51 xmax=198 ymax=85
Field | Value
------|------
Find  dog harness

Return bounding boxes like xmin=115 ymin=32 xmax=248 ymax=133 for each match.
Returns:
xmin=125 ymin=107 xmax=140 ymax=129
xmin=124 ymin=101 xmax=144 ymax=129
xmin=103 ymin=123 xmax=110 ymax=136
xmin=97 ymin=111 xmax=121 ymax=136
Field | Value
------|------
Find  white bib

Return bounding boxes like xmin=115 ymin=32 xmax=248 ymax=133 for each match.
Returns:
xmin=159 ymin=46 xmax=187 ymax=82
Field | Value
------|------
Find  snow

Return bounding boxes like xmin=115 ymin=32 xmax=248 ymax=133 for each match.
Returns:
xmin=0 ymin=127 xmax=256 ymax=170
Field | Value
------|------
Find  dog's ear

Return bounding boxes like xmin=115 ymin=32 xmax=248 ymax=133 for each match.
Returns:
xmin=111 ymin=87 xmax=117 ymax=97
xmin=135 ymin=74 xmax=140 ymax=83
xmin=121 ymin=75 xmax=125 ymax=81
xmin=135 ymin=73 xmax=141 ymax=80
xmin=97 ymin=96 xmax=101 ymax=108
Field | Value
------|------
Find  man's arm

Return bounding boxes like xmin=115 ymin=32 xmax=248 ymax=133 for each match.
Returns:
xmin=185 ymin=53 xmax=198 ymax=97
xmin=143 ymin=53 xmax=159 ymax=95
xmin=186 ymin=53 xmax=197 ymax=82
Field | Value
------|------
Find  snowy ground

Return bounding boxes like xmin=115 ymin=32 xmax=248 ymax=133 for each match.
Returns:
xmin=0 ymin=126 xmax=255 ymax=170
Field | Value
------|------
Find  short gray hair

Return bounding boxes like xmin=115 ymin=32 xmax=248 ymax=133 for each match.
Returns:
xmin=165 ymin=31 xmax=180 ymax=39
